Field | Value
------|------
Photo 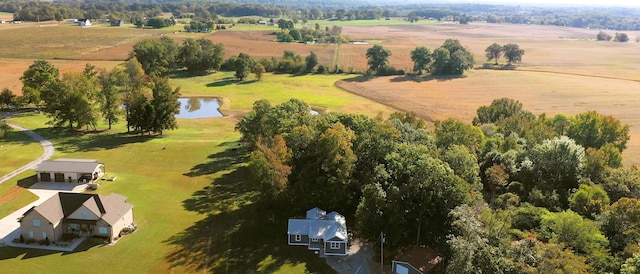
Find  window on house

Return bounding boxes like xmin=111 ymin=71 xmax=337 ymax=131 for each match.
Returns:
xmin=311 ymin=238 xmax=319 ymax=242
xmin=32 ymin=219 xmax=40 ymax=227
xmin=81 ymin=212 xmax=89 ymax=219
xmin=42 ymin=232 xmax=47 ymax=239
xmin=28 ymin=231 xmax=34 ymax=238
xmin=70 ymin=224 xmax=79 ymax=229
xmin=295 ymin=234 xmax=301 ymax=241
xmin=99 ymin=227 xmax=108 ymax=234
xmin=330 ymin=242 xmax=340 ymax=250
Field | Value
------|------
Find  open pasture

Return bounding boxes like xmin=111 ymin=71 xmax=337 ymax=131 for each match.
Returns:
xmin=341 ymin=22 xmax=640 ymax=79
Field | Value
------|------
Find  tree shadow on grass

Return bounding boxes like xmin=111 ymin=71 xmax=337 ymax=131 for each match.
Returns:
xmin=0 ymin=247 xmax=60 ymax=260
xmin=342 ymin=75 xmax=374 ymax=83
xmin=183 ymin=142 xmax=248 ymax=177
xmin=389 ymin=74 xmax=467 ymax=83
xmin=206 ymin=77 xmax=238 ymax=87
xmin=55 ymin=132 xmax=154 ymax=153
xmin=0 ymin=237 xmax=103 ymax=261
xmin=165 ymin=180 xmax=332 ymax=273
xmin=182 ymin=167 xmax=256 ymax=214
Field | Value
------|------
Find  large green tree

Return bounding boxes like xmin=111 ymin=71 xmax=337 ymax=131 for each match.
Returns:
xmin=20 ymin=60 xmax=60 ymax=106
xmin=502 ymin=43 xmax=525 ymax=65
xmin=432 ymin=39 xmax=475 ymax=75
xmin=526 ymin=136 xmax=585 ymax=208
xmin=365 ymin=45 xmax=391 ymax=74
xmin=149 ymin=76 xmax=180 ymax=135
xmin=98 ymin=68 xmax=126 ymax=129
xmin=568 ymin=111 xmax=630 ymax=152
xmin=131 ymin=36 xmax=179 ymax=76
xmin=410 ymin=46 xmax=432 ymax=74
xmin=234 ymin=53 xmax=253 ymax=81
xmin=178 ymin=38 xmax=224 ymax=74
xmin=485 ymin=43 xmax=502 ymax=65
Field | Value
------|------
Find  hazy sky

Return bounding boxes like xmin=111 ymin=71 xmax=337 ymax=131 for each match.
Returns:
xmin=463 ymin=0 xmax=640 ymax=6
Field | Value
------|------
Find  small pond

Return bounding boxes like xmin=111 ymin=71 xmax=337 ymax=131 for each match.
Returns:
xmin=176 ymin=97 xmax=223 ymax=119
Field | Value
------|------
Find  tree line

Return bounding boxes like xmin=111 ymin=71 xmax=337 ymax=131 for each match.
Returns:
xmin=236 ymin=96 xmax=640 ymax=272
xmin=3 ymin=59 xmax=180 ymax=135
xmin=5 ymin=0 xmax=640 ymax=31
xmin=131 ymin=36 xmax=329 ymax=81
xmin=365 ymin=40 xmax=525 ymax=76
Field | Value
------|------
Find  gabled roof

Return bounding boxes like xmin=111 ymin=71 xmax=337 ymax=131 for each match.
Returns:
xmin=288 ymin=208 xmax=347 ymax=242
xmin=37 ymin=158 xmax=103 ymax=174
xmin=288 ymin=219 xmax=309 ymax=235
xmin=306 ymin=207 xmax=326 ymax=220
xmin=22 ymin=192 xmax=132 ymax=226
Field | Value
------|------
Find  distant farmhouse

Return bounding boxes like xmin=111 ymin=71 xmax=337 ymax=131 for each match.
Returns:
xmin=110 ymin=20 xmax=124 ymax=27
xmin=36 ymin=158 xmax=105 ymax=183
xmin=19 ymin=192 xmax=134 ymax=243
xmin=78 ymin=19 xmax=92 ymax=26
xmin=287 ymin=207 xmax=348 ymax=256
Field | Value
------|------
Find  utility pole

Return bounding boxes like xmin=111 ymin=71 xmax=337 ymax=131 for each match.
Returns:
xmin=380 ymin=231 xmax=385 ymax=273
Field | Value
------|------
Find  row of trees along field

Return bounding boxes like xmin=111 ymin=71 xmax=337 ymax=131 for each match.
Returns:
xmin=5 ymin=0 xmax=640 ymax=30
xmin=366 ymin=39 xmax=524 ymax=76
xmin=237 ymin=97 xmax=640 ymax=272
xmin=9 ymin=59 xmax=180 ymax=135
xmin=131 ymin=36 xmax=325 ymax=79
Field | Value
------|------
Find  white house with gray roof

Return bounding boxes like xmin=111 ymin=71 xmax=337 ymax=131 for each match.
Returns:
xmin=36 ymin=158 xmax=105 ymax=183
xmin=287 ymin=207 xmax=348 ymax=256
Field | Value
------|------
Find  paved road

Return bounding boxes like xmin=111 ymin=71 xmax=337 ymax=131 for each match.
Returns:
xmin=0 ymin=123 xmax=55 ymax=184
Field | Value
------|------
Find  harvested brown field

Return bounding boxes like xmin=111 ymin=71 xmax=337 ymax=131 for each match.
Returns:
xmin=336 ymin=22 xmax=640 ymax=165
xmin=0 ymin=59 xmax=122 ymax=94
xmin=337 ymin=70 xmax=640 ymax=165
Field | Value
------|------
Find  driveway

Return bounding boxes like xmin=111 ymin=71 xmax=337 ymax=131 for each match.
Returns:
xmin=0 ymin=122 xmax=55 ymax=185
xmin=326 ymin=239 xmax=379 ymax=274
xmin=0 ymin=118 xmax=63 ymax=245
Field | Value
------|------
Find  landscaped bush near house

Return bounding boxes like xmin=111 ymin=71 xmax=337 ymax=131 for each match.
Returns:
xmin=121 ymin=225 xmax=137 ymax=235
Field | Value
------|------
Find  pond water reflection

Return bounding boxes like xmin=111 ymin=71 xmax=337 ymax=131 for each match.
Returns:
xmin=176 ymin=97 xmax=223 ymax=118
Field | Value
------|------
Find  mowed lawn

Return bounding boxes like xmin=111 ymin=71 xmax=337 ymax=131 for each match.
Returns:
xmin=0 ymin=73 xmax=394 ymax=273
xmin=170 ymin=71 xmax=395 ymax=117
xmin=0 ymin=127 xmax=42 ymax=218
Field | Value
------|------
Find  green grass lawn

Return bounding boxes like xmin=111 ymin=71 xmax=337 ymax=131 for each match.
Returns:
xmin=0 ymin=170 xmax=38 ymax=218
xmin=0 ymin=126 xmax=42 ymax=176
xmin=0 ymin=73 xmax=392 ymax=273
xmin=170 ymin=71 xmax=394 ymax=116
